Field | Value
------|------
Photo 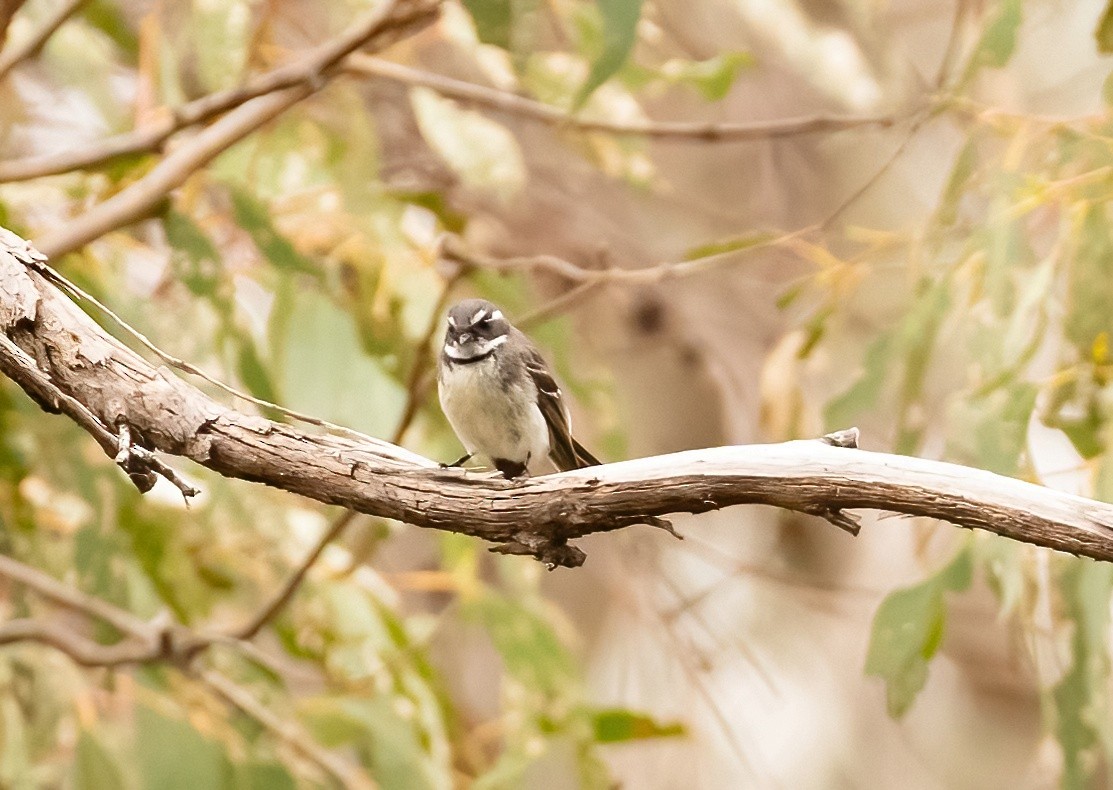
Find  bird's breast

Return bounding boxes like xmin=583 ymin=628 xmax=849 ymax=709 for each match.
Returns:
xmin=438 ymin=357 xmax=549 ymax=464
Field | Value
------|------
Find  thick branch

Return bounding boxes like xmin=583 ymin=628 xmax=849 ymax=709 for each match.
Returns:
xmin=2 ymin=229 xmax=1113 ymax=567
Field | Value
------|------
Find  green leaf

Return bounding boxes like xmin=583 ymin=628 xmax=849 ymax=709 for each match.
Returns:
xmin=191 ymin=0 xmax=250 ymax=92
xmin=300 ymin=697 xmax=441 ymax=790
xmin=235 ymin=339 xmax=279 ymax=405
xmin=391 ymin=189 xmax=468 ymax=234
xmin=590 ymin=709 xmax=686 ymax=743
xmin=935 ymin=133 xmax=981 ymax=227
xmin=1051 ymin=559 xmax=1113 ymax=789
xmin=1103 ymin=70 xmax=1113 ymax=106
xmin=1097 ymin=2 xmax=1113 ymax=53
xmin=683 ymin=230 xmax=777 ymax=261
xmin=410 ymin=88 xmax=526 ymax=200
xmin=73 ymin=730 xmax=126 ymax=790
xmin=136 ymin=705 xmax=233 ymax=790
xmin=660 ymin=52 xmax=754 ymax=101
xmin=473 ymin=755 xmax=531 ymax=790
xmin=974 ymin=0 xmax=1023 ymax=68
xmin=229 ymin=188 xmax=319 ymax=276
xmin=573 ymin=0 xmax=645 ymax=108
xmin=236 ymin=762 xmax=297 ymax=790
xmin=119 ymin=500 xmax=215 ymax=622
xmin=1065 ymin=204 xmax=1113 ymax=352
xmin=865 ymin=547 xmax=973 ymax=718
xmin=824 ymin=333 xmax=896 ymax=430
xmin=0 ymin=690 xmax=31 ymax=788
xmin=464 ymin=592 xmax=576 ymax=698
xmin=272 ymin=286 xmax=406 ymax=439
xmin=80 ymin=0 xmax=139 ymax=61
xmin=976 ymin=536 xmax=1024 ymax=617
xmin=945 ymin=381 xmax=1036 ymax=476
xmin=463 ymin=0 xmax=512 ymax=48
xmin=163 ymin=211 xmax=222 ymax=300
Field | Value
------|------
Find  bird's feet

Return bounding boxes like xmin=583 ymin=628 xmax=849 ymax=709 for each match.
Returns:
xmin=439 ymin=452 xmax=474 ymax=469
xmin=493 ymin=457 xmax=528 ymax=479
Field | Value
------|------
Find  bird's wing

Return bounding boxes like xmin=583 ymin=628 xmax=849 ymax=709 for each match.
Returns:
xmin=521 ymin=340 xmax=599 ymax=471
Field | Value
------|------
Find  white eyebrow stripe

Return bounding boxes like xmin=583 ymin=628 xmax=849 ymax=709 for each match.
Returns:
xmin=447 ymin=315 xmax=456 ymax=327
xmin=470 ymin=307 xmax=488 ymax=324
xmin=489 ymin=309 xmax=503 ymax=321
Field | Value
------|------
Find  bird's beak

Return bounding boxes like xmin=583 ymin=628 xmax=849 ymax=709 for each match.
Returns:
xmin=458 ymin=332 xmax=473 ymax=344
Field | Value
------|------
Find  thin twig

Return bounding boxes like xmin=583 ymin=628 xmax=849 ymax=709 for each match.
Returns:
xmin=0 ymin=553 xmax=150 ymax=635
xmin=0 ymin=619 xmax=158 ymax=666
xmin=935 ymin=0 xmax=969 ymax=90
xmin=650 ymin=591 xmax=763 ymax=779
xmin=197 ymin=668 xmax=378 ymax=790
xmin=0 ymin=0 xmax=87 ymax=80
xmin=818 ymin=110 xmax=933 ymax=231
xmin=440 ymin=226 xmax=813 ymax=287
xmin=516 ymin=280 xmax=603 ymax=330
xmin=28 ymin=238 xmax=395 ymax=449
xmin=34 ymin=87 xmax=311 ymax=258
xmin=390 ymin=271 xmax=460 ymax=445
xmin=0 ymin=0 xmax=441 ymax=183
xmin=0 ymin=551 xmax=372 ymax=784
xmin=345 ymin=54 xmax=900 ymax=142
xmin=234 ymin=510 xmax=358 ymax=640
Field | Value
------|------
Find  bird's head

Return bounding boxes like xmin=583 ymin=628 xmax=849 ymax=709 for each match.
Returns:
xmin=444 ymin=299 xmax=511 ymax=361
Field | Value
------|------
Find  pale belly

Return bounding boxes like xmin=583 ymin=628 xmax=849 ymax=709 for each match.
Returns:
xmin=439 ymin=357 xmax=550 ymax=468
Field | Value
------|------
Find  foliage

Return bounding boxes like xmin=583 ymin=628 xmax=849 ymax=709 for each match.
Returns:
xmin=865 ymin=545 xmax=973 ymax=717
xmin=0 ymin=0 xmax=1110 ymax=786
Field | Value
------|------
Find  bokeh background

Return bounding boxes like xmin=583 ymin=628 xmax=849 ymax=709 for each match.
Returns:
xmin=0 ymin=0 xmax=1112 ymax=787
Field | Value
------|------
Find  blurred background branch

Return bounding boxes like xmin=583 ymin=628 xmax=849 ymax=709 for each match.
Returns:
xmin=0 ymin=0 xmax=83 ymax=80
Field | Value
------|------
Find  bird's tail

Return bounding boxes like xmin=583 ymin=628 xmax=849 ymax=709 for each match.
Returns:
xmin=570 ymin=437 xmax=601 ymax=468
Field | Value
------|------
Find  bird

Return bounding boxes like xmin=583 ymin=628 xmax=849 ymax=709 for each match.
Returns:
xmin=437 ymin=298 xmax=601 ymax=478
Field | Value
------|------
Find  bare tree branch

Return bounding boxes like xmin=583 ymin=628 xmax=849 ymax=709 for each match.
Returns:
xmin=0 ymin=554 xmax=150 ymax=635
xmin=0 ymin=619 xmax=159 ymax=666
xmin=233 ymin=510 xmax=358 ymax=640
xmin=0 ymin=0 xmax=442 ymax=184
xmin=34 ymin=87 xmax=312 ymax=259
xmin=345 ymin=55 xmax=901 ymax=142
xmin=31 ymin=0 xmax=440 ymax=258
xmin=0 ymin=284 xmax=196 ymax=496
xmin=0 ymin=0 xmax=29 ymax=53
xmin=440 ymin=228 xmax=812 ymax=287
xmin=3 ymin=228 xmax=1113 ymax=568
xmin=197 ymin=668 xmax=378 ymax=790
xmin=0 ymin=0 xmax=87 ymax=81
xmin=0 ymin=552 xmax=374 ymax=786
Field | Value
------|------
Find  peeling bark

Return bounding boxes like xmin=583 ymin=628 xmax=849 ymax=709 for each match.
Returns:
xmin=2 ymin=228 xmax=1113 ymax=568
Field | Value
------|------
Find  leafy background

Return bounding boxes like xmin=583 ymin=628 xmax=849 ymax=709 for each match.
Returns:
xmin=0 ymin=0 xmax=1112 ymax=787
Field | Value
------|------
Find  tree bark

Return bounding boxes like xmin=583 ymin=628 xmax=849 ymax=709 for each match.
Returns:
xmin=2 ymin=228 xmax=1113 ymax=568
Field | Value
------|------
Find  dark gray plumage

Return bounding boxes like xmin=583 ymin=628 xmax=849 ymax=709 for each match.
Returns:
xmin=437 ymin=299 xmax=600 ymax=478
